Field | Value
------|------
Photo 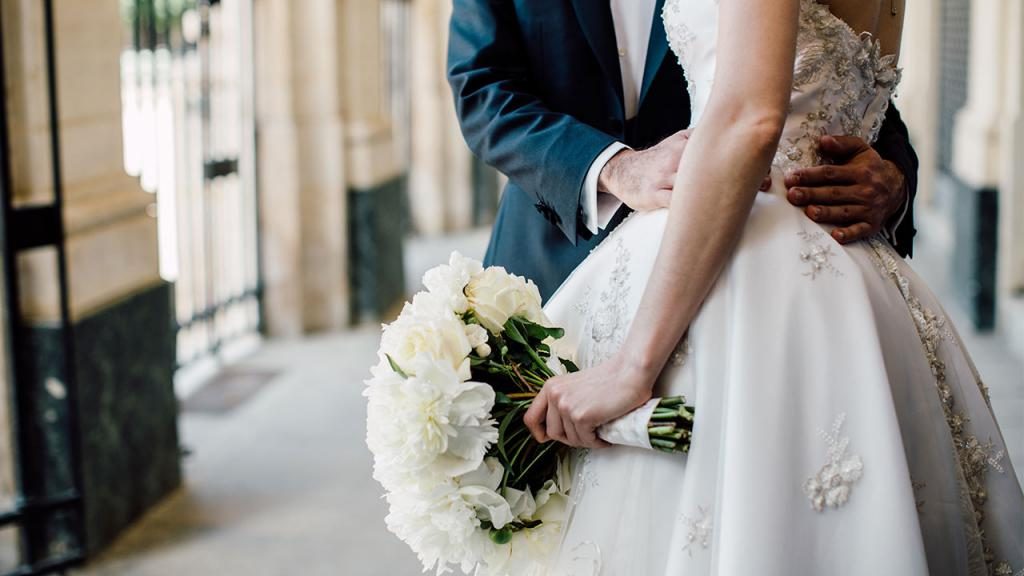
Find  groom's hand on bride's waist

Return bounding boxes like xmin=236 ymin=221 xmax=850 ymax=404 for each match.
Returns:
xmin=784 ymin=135 xmax=908 ymax=246
xmin=599 ymin=129 xmax=773 ymax=213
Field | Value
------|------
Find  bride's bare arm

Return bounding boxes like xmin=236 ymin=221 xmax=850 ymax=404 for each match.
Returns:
xmin=620 ymin=0 xmax=800 ymax=380
xmin=525 ymin=0 xmax=800 ymax=447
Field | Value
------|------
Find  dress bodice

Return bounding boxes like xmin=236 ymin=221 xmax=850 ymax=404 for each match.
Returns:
xmin=662 ymin=0 xmax=901 ymax=172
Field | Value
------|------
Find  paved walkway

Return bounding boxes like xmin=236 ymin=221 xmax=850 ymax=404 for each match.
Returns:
xmin=75 ymin=226 xmax=1022 ymax=575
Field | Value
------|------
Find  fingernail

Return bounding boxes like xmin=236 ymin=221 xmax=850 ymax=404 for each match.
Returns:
xmin=793 ymin=189 xmax=805 ymax=202
xmin=811 ymin=207 xmax=821 ymax=219
xmin=835 ymin=230 xmax=846 ymax=241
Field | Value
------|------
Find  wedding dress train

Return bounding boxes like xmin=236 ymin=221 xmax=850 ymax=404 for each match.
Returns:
xmin=541 ymin=1 xmax=1024 ymax=574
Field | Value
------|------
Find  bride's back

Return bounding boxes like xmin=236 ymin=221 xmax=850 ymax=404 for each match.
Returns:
xmin=823 ymin=0 xmax=905 ymax=59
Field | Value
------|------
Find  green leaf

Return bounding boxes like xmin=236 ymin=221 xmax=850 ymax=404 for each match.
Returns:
xmin=385 ymin=354 xmax=408 ymax=378
xmin=497 ymin=406 xmax=523 ymax=461
xmin=494 ymin=391 xmax=512 ymax=405
xmin=489 ymin=526 xmax=513 ymax=545
xmin=561 ymin=358 xmax=579 ymax=373
xmin=503 ymin=319 xmax=528 ymax=346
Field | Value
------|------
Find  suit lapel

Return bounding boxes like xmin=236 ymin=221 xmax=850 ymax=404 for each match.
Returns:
xmin=570 ymin=0 xmax=625 ymax=118
xmin=639 ymin=0 xmax=669 ymax=110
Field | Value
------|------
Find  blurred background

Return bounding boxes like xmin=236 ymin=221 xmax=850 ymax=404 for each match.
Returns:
xmin=0 ymin=0 xmax=1019 ymax=574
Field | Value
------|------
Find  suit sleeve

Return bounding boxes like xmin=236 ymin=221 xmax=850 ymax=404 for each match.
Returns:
xmin=872 ymin=102 xmax=919 ymax=258
xmin=447 ymin=0 xmax=617 ymax=245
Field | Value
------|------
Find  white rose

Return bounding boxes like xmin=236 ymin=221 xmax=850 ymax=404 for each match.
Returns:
xmin=466 ymin=267 xmax=546 ymax=334
xmin=401 ymin=291 xmax=454 ymax=323
xmin=379 ymin=313 xmax=473 ymax=380
xmin=422 ymin=252 xmax=484 ymax=314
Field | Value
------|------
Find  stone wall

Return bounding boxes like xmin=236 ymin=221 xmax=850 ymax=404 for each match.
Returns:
xmin=0 ymin=0 xmax=180 ymax=559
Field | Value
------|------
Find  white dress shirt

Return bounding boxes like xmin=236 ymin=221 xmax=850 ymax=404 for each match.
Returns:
xmin=581 ymin=0 xmax=656 ymax=234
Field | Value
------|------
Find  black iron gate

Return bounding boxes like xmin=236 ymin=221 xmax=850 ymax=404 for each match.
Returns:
xmin=0 ymin=1 xmax=87 ymax=574
xmin=121 ymin=0 xmax=261 ymax=372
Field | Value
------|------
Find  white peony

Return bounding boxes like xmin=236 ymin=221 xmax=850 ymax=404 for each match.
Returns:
xmin=384 ymin=464 xmax=513 ymax=575
xmin=365 ymin=355 xmax=499 ymax=488
xmin=379 ymin=313 xmax=475 ymax=381
xmin=423 ymin=252 xmax=484 ymax=315
xmin=465 ymin=267 xmax=548 ymax=334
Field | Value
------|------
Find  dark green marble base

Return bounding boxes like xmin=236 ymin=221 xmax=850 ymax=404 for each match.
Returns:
xmin=349 ymin=175 xmax=408 ymax=322
xmin=951 ymin=178 xmax=999 ymax=330
xmin=18 ymin=282 xmax=180 ymax=557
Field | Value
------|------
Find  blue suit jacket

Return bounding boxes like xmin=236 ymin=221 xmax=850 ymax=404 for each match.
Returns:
xmin=448 ymin=0 xmax=918 ymax=301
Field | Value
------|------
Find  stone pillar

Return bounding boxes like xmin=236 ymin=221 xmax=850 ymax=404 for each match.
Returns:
xmin=2 ymin=0 xmax=179 ymax=556
xmin=997 ymin=0 xmax=1024 ymax=357
xmin=255 ymin=0 xmax=349 ymax=335
xmin=339 ymin=0 xmax=407 ymax=321
xmin=408 ymin=0 xmax=473 ymax=235
xmin=946 ymin=0 xmax=1011 ymax=329
xmin=897 ymin=0 xmax=942 ymax=203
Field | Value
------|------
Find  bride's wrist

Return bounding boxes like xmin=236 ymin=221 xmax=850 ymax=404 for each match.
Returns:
xmin=612 ymin=349 xmax=663 ymax=391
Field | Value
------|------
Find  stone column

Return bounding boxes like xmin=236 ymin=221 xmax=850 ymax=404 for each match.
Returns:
xmin=255 ymin=0 xmax=349 ymax=335
xmin=897 ymin=0 xmax=942 ymax=203
xmin=338 ymin=0 xmax=407 ymax=321
xmin=2 ymin=0 xmax=179 ymax=556
xmin=945 ymin=0 xmax=1011 ymax=329
xmin=408 ymin=0 xmax=473 ymax=235
xmin=997 ymin=0 xmax=1024 ymax=357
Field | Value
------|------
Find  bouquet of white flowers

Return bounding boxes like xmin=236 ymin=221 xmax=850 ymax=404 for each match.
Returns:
xmin=365 ymin=253 xmax=694 ymax=575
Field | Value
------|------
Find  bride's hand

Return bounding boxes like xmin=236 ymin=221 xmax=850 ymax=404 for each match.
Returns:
xmin=523 ymin=353 xmax=655 ymax=449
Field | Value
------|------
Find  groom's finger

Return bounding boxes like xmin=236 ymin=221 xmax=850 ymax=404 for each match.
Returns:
xmin=784 ymin=164 xmax=861 ymax=189
xmin=788 ymin=184 xmax=869 ymax=207
xmin=524 ymin=390 xmax=549 ymax=442
xmin=805 ymin=204 xmax=872 ymax=225
xmin=831 ymin=222 xmax=874 ymax=244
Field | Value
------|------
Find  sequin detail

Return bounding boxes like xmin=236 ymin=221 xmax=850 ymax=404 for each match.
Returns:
xmin=804 ymin=413 xmax=864 ymax=511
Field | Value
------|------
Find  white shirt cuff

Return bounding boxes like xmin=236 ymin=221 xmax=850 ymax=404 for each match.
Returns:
xmin=582 ymin=142 xmax=629 ymax=234
xmin=883 ymin=192 xmax=911 ymax=247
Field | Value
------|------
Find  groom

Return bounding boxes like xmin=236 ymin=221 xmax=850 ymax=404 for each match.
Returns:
xmin=448 ymin=0 xmax=919 ymax=300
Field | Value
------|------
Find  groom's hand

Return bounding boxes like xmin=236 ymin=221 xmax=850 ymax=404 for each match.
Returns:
xmin=785 ymin=135 xmax=907 ymax=244
xmin=600 ymin=130 xmax=773 ymax=212
xmin=598 ymin=130 xmax=692 ymax=211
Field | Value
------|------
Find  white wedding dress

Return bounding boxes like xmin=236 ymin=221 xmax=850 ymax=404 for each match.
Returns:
xmin=541 ymin=0 xmax=1024 ymax=574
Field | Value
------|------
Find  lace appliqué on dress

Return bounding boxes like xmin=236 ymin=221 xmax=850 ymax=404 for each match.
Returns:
xmin=867 ymin=238 xmax=1008 ymax=572
xmin=773 ymin=0 xmax=901 ymax=173
xmin=994 ymin=562 xmax=1024 ymax=576
xmin=567 ymin=541 xmax=603 ymax=576
xmin=798 ymin=229 xmax=843 ymax=280
xmin=587 ymin=238 xmax=632 ymax=365
xmin=680 ymin=506 xmax=713 ymax=555
xmin=803 ymin=413 xmax=864 ymax=512
xmin=662 ymin=0 xmax=698 ymax=105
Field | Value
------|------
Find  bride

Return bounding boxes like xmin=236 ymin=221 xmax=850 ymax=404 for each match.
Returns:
xmin=526 ymin=0 xmax=1024 ymax=574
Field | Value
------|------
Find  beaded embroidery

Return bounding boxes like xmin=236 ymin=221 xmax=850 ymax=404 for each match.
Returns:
xmin=803 ymin=413 xmax=864 ymax=511
xmin=867 ymin=239 xmax=1008 ymax=572
xmin=680 ymin=506 xmax=714 ymax=555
